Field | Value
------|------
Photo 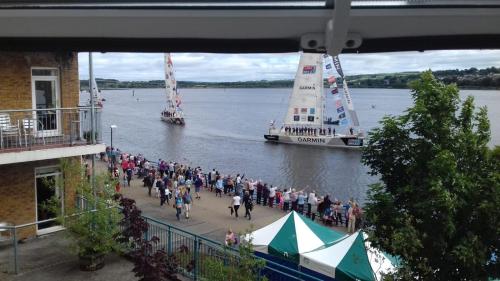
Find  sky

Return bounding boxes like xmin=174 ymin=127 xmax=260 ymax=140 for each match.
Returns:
xmin=78 ymin=50 xmax=500 ymax=82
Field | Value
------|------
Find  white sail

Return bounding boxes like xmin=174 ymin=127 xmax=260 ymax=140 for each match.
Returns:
xmin=283 ymin=53 xmax=324 ymax=127
xmin=90 ymin=75 xmax=103 ymax=107
xmin=342 ymin=79 xmax=360 ymax=126
xmin=164 ymin=53 xmax=175 ymax=110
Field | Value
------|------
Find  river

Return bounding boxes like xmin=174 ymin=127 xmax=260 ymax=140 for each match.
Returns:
xmin=94 ymin=88 xmax=500 ymax=204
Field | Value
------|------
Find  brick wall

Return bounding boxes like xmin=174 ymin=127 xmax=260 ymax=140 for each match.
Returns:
xmin=0 ymin=51 xmax=79 ymax=110
xmin=0 ymin=156 xmax=81 ymax=240
xmin=0 ymin=52 xmax=80 ymax=136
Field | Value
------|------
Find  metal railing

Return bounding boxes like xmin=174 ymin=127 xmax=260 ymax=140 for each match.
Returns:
xmin=0 ymin=107 xmax=102 ymax=151
xmin=0 ymin=218 xmax=61 ymax=275
xmin=1 ymin=210 xmax=322 ymax=280
xmin=137 ymin=214 xmax=323 ymax=281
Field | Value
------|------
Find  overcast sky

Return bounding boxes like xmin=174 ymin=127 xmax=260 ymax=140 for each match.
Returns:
xmin=78 ymin=50 xmax=500 ymax=82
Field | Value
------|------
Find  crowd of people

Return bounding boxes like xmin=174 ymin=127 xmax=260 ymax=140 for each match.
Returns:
xmin=283 ymin=126 xmax=337 ymax=136
xmin=101 ymin=146 xmax=365 ymax=232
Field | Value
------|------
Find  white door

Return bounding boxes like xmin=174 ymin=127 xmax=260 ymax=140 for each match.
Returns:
xmin=31 ymin=68 xmax=61 ymax=137
xmin=35 ymin=166 xmax=63 ymax=235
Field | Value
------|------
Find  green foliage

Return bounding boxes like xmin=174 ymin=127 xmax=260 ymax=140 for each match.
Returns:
xmin=83 ymin=131 xmax=98 ymax=143
xmin=202 ymin=231 xmax=267 ymax=281
xmin=362 ymin=71 xmax=500 ymax=280
xmin=58 ymin=158 xmax=121 ymax=257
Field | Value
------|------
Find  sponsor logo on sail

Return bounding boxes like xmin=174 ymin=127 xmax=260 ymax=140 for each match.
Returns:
xmin=299 ymin=85 xmax=315 ymax=90
xmin=302 ymin=65 xmax=316 ymax=74
xmin=297 ymin=137 xmax=326 ymax=144
xmin=333 ymin=56 xmax=344 ymax=77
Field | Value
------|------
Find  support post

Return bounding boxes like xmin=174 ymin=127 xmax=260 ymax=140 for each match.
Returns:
xmin=89 ymin=52 xmax=97 ymax=206
xmin=193 ymin=236 xmax=198 ymax=280
xmin=12 ymin=228 xmax=18 ymax=274
xmin=167 ymin=225 xmax=172 ymax=255
xmin=325 ymin=0 xmax=352 ymax=56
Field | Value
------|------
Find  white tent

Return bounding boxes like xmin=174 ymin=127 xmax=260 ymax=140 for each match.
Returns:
xmin=245 ymin=211 xmax=345 ymax=261
xmin=300 ymin=231 xmax=398 ymax=281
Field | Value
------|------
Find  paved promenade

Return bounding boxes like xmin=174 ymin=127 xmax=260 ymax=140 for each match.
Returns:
xmin=118 ymin=172 xmax=347 ymax=243
xmin=120 ymin=182 xmax=287 ymax=242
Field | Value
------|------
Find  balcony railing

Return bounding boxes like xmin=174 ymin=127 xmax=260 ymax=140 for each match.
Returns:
xmin=0 ymin=107 xmax=102 ymax=152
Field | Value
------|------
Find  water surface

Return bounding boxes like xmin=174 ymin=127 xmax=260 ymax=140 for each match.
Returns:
xmin=95 ymin=88 xmax=500 ymax=203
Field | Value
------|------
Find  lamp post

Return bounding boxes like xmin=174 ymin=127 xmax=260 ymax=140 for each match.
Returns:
xmin=110 ymin=125 xmax=117 ymax=148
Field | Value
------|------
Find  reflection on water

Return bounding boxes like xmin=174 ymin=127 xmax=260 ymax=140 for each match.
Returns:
xmin=92 ymin=88 xmax=500 ymax=204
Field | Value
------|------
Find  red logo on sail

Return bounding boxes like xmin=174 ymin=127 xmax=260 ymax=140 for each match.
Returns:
xmin=302 ymin=65 xmax=316 ymax=74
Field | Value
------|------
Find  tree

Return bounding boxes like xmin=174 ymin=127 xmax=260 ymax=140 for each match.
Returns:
xmin=55 ymin=159 xmax=121 ymax=271
xmin=115 ymin=195 xmax=180 ymax=281
xmin=362 ymin=71 xmax=500 ymax=280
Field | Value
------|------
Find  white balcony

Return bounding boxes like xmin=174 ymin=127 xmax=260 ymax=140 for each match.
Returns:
xmin=0 ymin=107 xmax=105 ymax=165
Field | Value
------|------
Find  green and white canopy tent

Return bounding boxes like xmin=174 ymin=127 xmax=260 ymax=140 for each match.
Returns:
xmin=246 ymin=211 xmax=346 ymax=262
xmin=300 ymin=230 xmax=398 ymax=281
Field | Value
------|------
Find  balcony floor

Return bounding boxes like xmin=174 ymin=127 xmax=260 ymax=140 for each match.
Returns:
xmin=0 ymin=142 xmax=106 ymax=165
xmin=0 ymin=232 xmax=137 ymax=281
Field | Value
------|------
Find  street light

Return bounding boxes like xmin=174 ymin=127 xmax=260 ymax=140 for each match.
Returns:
xmin=110 ymin=125 xmax=117 ymax=148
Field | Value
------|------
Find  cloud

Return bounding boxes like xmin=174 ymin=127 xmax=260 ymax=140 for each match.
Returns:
xmin=78 ymin=50 xmax=500 ymax=82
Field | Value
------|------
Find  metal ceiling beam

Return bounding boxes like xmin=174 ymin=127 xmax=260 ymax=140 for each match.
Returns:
xmin=0 ymin=3 xmax=499 ymax=53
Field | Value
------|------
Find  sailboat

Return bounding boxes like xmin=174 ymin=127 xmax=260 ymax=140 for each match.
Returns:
xmin=161 ymin=53 xmax=185 ymax=125
xmin=264 ymin=53 xmax=364 ymax=148
xmin=90 ymin=76 xmax=104 ymax=108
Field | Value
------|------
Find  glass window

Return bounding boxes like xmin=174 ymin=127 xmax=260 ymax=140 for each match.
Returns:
xmin=32 ymin=69 xmax=58 ymax=76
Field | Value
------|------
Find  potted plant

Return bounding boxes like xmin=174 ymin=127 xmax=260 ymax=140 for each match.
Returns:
xmin=58 ymin=159 xmax=121 ymax=271
xmin=83 ymin=131 xmax=98 ymax=144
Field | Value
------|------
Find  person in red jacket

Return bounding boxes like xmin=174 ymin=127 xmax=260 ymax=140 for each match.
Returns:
xmin=121 ymin=159 xmax=129 ymax=173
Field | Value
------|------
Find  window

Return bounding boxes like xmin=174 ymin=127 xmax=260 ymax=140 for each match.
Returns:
xmin=32 ymin=69 xmax=58 ymax=77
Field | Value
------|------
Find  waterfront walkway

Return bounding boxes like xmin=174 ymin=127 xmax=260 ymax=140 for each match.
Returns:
xmin=118 ymin=172 xmax=347 ymax=243
xmin=120 ymin=182 xmax=287 ymax=242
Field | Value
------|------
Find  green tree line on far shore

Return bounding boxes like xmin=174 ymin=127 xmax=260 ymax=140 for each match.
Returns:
xmin=80 ymin=66 xmax=500 ymax=90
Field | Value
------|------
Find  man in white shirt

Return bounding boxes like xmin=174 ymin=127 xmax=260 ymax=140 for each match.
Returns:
xmin=249 ymin=179 xmax=257 ymax=198
xmin=307 ymin=191 xmax=318 ymax=217
xmin=268 ymin=185 xmax=277 ymax=208
xmin=283 ymin=188 xmax=291 ymax=212
xmin=232 ymin=194 xmax=241 ymax=219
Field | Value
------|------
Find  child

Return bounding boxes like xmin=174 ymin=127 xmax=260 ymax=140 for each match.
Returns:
xmin=225 ymin=229 xmax=236 ymax=246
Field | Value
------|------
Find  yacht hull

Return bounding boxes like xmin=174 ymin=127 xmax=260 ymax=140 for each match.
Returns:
xmin=161 ymin=116 xmax=185 ymax=125
xmin=264 ymin=134 xmax=363 ymax=148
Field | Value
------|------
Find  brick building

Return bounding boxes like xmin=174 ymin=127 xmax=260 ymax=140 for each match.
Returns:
xmin=0 ymin=52 xmax=105 ymax=239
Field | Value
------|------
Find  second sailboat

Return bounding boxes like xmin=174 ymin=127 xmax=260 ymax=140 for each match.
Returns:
xmin=161 ymin=53 xmax=185 ymax=125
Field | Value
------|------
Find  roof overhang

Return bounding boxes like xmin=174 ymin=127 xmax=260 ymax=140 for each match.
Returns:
xmin=1 ymin=1 xmax=500 ymax=54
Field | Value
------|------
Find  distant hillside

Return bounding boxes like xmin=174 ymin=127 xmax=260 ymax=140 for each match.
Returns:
xmin=346 ymin=67 xmax=500 ymax=89
xmin=80 ymin=67 xmax=500 ymax=90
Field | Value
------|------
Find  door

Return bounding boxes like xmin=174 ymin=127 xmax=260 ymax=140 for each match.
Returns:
xmin=35 ymin=167 xmax=63 ymax=234
xmin=31 ymin=68 xmax=61 ymax=136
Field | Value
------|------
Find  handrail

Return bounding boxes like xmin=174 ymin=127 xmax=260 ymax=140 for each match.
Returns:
xmin=3 ymin=205 xmax=323 ymax=280
xmin=0 ymin=218 xmax=57 ymax=230
xmin=0 ymin=107 xmax=92 ymax=113
xmin=141 ymin=213 xmax=227 ymax=247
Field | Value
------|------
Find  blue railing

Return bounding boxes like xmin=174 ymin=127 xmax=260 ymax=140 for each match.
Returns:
xmin=138 ymin=213 xmax=322 ymax=281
